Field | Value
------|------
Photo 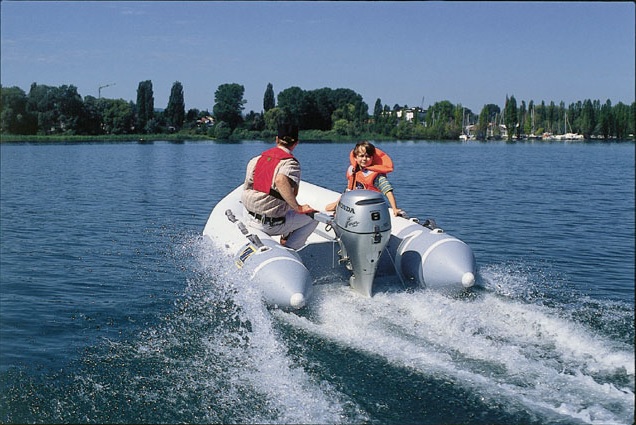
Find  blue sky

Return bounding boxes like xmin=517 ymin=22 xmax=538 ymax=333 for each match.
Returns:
xmin=1 ymin=1 xmax=634 ymax=114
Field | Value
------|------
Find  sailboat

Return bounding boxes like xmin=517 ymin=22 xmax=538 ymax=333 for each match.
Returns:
xmin=459 ymin=108 xmax=469 ymax=141
xmin=527 ymin=105 xmax=541 ymax=139
xmin=553 ymin=112 xmax=584 ymax=141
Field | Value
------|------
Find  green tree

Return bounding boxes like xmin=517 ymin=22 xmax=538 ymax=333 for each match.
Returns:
xmin=547 ymin=101 xmax=557 ymax=134
xmin=373 ymin=98 xmax=383 ymax=118
xmin=332 ymin=88 xmax=367 ymax=128
xmin=136 ymin=80 xmax=154 ymax=133
xmin=213 ymin=83 xmax=245 ymax=130
xmin=395 ymin=120 xmax=415 ymax=139
xmin=599 ymin=99 xmax=613 ymax=139
xmin=517 ymin=100 xmax=526 ymax=138
xmin=332 ymin=118 xmax=350 ymax=136
xmin=523 ymin=101 xmax=534 ymax=136
xmin=504 ymin=95 xmax=518 ymax=140
xmin=79 ymin=95 xmax=106 ymax=135
xmin=102 ymin=99 xmax=134 ymax=134
xmin=214 ymin=121 xmax=232 ymax=139
xmin=263 ymin=83 xmax=275 ymax=112
xmin=26 ymin=83 xmax=85 ymax=134
xmin=0 ymin=86 xmax=37 ymax=134
xmin=165 ymin=81 xmax=185 ymax=130
xmin=27 ymin=83 xmax=56 ymax=134
xmin=57 ymin=85 xmax=84 ymax=134
xmin=186 ymin=108 xmax=200 ymax=124
xmin=477 ymin=105 xmax=490 ymax=140
xmin=372 ymin=98 xmax=383 ymax=133
xmin=454 ymin=104 xmax=465 ymax=136
xmin=304 ymin=88 xmax=333 ymax=130
xmin=580 ymin=99 xmax=595 ymax=138
xmin=613 ymin=102 xmax=631 ymax=140
xmin=629 ymin=102 xmax=636 ymax=140
xmin=242 ymin=110 xmax=265 ymax=132
xmin=277 ymin=86 xmax=305 ymax=126
xmin=263 ymin=107 xmax=288 ymax=132
xmin=425 ymin=100 xmax=456 ymax=138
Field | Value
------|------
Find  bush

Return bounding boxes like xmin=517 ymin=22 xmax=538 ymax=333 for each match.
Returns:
xmin=214 ymin=121 xmax=232 ymax=140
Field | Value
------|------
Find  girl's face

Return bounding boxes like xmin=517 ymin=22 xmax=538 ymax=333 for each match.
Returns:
xmin=355 ymin=149 xmax=372 ymax=168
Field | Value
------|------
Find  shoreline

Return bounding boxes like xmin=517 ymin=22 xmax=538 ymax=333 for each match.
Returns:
xmin=1 ymin=133 xmax=633 ymax=144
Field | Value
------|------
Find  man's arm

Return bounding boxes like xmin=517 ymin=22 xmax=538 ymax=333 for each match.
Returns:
xmin=274 ymin=173 xmax=315 ymax=214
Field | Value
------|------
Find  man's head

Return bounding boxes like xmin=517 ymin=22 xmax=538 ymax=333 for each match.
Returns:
xmin=277 ymin=123 xmax=299 ymax=148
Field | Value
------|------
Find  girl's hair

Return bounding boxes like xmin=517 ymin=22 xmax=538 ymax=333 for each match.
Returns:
xmin=354 ymin=141 xmax=376 ymax=156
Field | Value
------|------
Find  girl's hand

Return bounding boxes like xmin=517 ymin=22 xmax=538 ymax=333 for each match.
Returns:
xmin=325 ymin=201 xmax=338 ymax=211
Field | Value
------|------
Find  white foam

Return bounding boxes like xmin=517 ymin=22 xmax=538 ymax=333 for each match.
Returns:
xmin=191 ymin=237 xmax=367 ymax=423
xmin=277 ymin=279 xmax=635 ymax=424
xmin=191 ymin=238 xmax=633 ymax=424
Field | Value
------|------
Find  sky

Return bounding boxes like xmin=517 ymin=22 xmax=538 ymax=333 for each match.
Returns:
xmin=1 ymin=1 xmax=634 ymax=114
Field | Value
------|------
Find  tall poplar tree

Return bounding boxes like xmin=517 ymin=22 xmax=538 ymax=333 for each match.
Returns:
xmin=373 ymin=98 xmax=383 ymax=133
xmin=504 ymin=95 xmax=518 ymax=140
xmin=136 ymin=80 xmax=154 ymax=133
xmin=599 ymin=100 xmax=613 ymax=139
xmin=517 ymin=100 xmax=526 ymax=138
xmin=373 ymin=99 xmax=383 ymax=117
xmin=263 ymin=83 xmax=275 ymax=112
xmin=477 ymin=105 xmax=489 ymax=140
xmin=165 ymin=81 xmax=185 ymax=130
xmin=580 ymin=99 xmax=595 ymax=138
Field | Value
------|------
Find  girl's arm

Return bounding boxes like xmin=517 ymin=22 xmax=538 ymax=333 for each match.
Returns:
xmin=385 ymin=190 xmax=403 ymax=216
xmin=376 ymin=175 xmax=403 ymax=216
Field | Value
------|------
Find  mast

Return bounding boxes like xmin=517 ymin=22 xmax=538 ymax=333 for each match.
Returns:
xmin=531 ymin=106 xmax=535 ymax=135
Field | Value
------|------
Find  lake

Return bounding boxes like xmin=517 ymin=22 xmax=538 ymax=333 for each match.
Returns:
xmin=1 ymin=140 xmax=634 ymax=424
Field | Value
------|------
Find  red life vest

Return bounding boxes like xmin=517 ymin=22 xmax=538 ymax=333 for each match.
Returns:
xmin=347 ymin=147 xmax=394 ymax=191
xmin=253 ymin=147 xmax=296 ymax=194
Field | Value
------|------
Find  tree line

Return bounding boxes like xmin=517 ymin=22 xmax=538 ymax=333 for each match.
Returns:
xmin=1 ymin=80 xmax=634 ymax=141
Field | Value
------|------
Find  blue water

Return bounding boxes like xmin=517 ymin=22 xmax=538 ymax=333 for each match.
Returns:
xmin=1 ymin=140 xmax=634 ymax=424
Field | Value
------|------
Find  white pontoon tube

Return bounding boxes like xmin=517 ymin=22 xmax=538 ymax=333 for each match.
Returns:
xmin=385 ymin=217 xmax=476 ymax=290
xmin=203 ymin=186 xmax=313 ymax=310
xmin=203 ymin=181 xmax=476 ymax=310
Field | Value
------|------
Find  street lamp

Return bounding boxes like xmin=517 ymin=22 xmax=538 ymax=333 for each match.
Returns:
xmin=98 ymin=83 xmax=116 ymax=99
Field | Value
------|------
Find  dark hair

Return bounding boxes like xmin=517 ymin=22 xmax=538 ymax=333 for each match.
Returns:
xmin=354 ymin=141 xmax=376 ymax=156
xmin=277 ymin=123 xmax=299 ymax=146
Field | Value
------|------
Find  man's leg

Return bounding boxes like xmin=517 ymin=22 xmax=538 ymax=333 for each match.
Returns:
xmin=280 ymin=211 xmax=318 ymax=250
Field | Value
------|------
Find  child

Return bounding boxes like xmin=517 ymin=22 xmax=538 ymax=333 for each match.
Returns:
xmin=326 ymin=141 xmax=404 ymax=216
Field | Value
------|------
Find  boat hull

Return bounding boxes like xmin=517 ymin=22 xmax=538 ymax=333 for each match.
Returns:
xmin=203 ymin=186 xmax=313 ymax=310
xmin=203 ymin=181 xmax=476 ymax=309
xmin=385 ymin=222 xmax=476 ymax=290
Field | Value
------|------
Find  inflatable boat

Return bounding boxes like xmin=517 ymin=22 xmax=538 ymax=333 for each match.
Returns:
xmin=203 ymin=181 xmax=476 ymax=310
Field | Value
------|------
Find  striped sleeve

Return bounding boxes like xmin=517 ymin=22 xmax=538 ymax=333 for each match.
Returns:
xmin=375 ymin=174 xmax=394 ymax=195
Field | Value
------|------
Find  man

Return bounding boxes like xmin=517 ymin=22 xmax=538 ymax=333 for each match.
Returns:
xmin=241 ymin=123 xmax=318 ymax=250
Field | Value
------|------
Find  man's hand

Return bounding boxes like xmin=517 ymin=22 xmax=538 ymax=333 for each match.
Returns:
xmin=297 ymin=204 xmax=317 ymax=215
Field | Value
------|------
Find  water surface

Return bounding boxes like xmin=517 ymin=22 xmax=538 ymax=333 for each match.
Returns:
xmin=1 ymin=140 xmax=633 ymax=424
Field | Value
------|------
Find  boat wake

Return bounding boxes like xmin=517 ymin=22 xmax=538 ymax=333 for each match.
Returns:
xmin=160 ymin=236 xmax=369 ymax=424
xmin=274 ymin=261 xmax=634 ymax=425
xmin=69 ymin=236 xmax=628 ymax=424
xmin=22 ymin=235 xmax=369 ymax=424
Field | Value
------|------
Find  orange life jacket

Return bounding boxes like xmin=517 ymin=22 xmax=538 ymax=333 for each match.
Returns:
xmin=253 ymin=147 xmax=296 ymax=194
xmin=347 ymin=147 xmax=394 ymax=191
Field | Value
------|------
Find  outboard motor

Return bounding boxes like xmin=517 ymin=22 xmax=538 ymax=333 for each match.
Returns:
xmin=333 ymin=190 xmax=391 ymax=297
